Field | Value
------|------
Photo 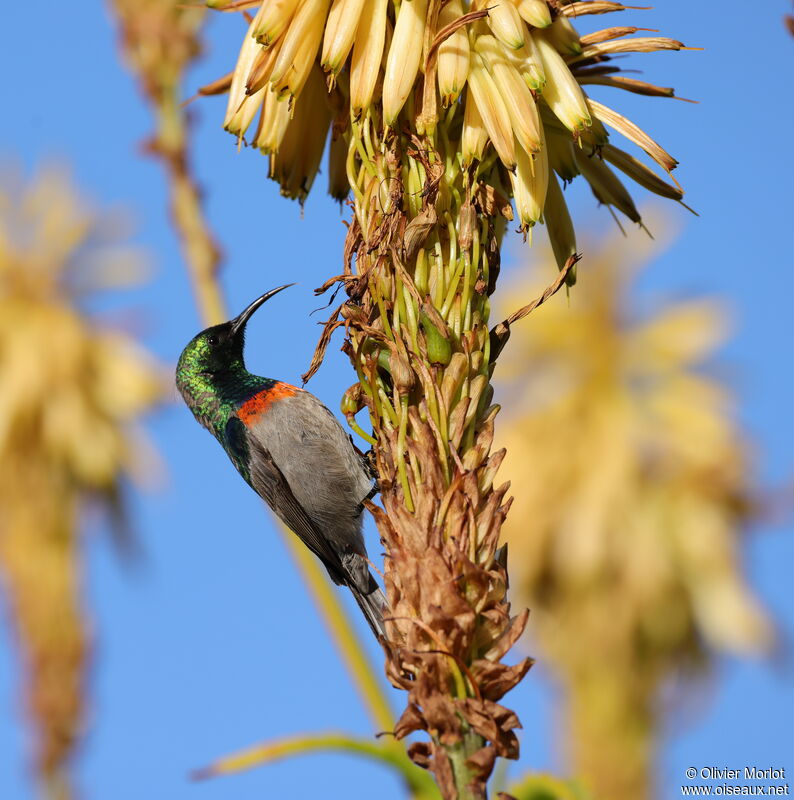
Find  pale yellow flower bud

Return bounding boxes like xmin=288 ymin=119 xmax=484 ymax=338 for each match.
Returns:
xmin=272 ymin=8 xmax=328 ymax=101
xmin=461 ymin=89 xmax=489 ymax=166
xmin=269 ymin=65 xmax=332 ymax=202
xmin=505 ymin=30 xmax=546 ymax=91
xmin=515 ymin=0 xmax=552 ymax=29
xmin=269 ymin=0 xmax=330 ymax=90
xmin=533 ymin=31 xmax=591 ymax=132
xmin=321 ymin=0 xmax=366 ymax=75
xmin=510 ymin=131 xmax=548 ymax=230
xmin=383 ymin=0 xmax=428 ymax=125
xmin=487 ymin=1 xmax=526 ymax=50
xmin=253 ymin=88 xmax=291 ymax=153
xmin=245 ymin=38 xmax=284 ymax=95
xmin=437 ymin=0 xmax=470 ymax=106
xmin=543 ymin=15 xmax=582 ymax=55
xmin=350 ymin=0 xmax=388 ymax=117
xmin=467 ymin=53 xmax=516 ymax=170
xmin=475 ymin=35 xmax=541 ymax=156
xmin=225 ymin=89 xmax=266 ymax=139
xmin=224 ymin=17 xmax=265 ymax=133
xmin=251 ymin=0 xmax=300 ymax=47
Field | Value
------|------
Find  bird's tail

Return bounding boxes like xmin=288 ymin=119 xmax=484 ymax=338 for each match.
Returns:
xmin=349 ymin=573 xmax=388 ymax=641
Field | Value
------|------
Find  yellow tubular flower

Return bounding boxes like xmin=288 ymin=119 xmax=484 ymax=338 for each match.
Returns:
xmin=253 ymin=89 xmax=291 ymax=153
xmin=487 ymin=0 xmax=526 ymax=50
xmin=533 ymin=31 xmax=591 ymax=133
xmin=510 ymin=129 xmax=548 ymax=230
xmin=245 ymin=38 xmax=284 ymax=95
xmin=225 ymin=87 xmax=266 ymax=138
xmin=437 ymin=0 xmax=470 ymax=106
xmin=251 ymin=0 xmax=300 ymax=46
xmin=269 ymin=0 xmax=330 ymax=89
xmin=272 ymin=4 xmax=329 ymax=100
xmin=321 ymin=0 xmax=366 ymax=76
xmin=475 ymin=34 xmax=541 ymax=156
xmin=461 ymin=88 xmax=489 ymax=166
xmin=349 ymin=0 xmax=388 ymax=117
xmin=544 ymin=15 xmax=582 ymax=55
xmin=467 ymin=52 xmax=516 ymax=169
xmin=515 ymin=0 xmax=552 ymax=28
xmin=270 ymin=65 xmax=332 ymax=201
xmin=383 ymin=0 xmax=428 ymax=125
xmin=224 ymin=17 xmax=264 ymax=129
xmin=506 ymin=29 xmax=546 ymax=91
xmin=544 ymin=170 xmax=577 ymax=278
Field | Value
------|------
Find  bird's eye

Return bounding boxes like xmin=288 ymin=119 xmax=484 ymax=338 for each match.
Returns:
xmin=208 ymin=334 xmax=218 ymax=346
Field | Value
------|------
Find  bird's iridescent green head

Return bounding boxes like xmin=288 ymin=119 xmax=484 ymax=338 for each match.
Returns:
xmin=175 ymin=284 xmax=293 ymax=407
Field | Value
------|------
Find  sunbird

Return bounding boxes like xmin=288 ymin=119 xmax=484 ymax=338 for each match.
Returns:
xmin=176 ymin=285 xmax=386 ymax=638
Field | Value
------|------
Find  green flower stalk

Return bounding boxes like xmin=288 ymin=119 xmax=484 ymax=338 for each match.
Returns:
xmin=111 ymin=0 xmax=224 ymax=325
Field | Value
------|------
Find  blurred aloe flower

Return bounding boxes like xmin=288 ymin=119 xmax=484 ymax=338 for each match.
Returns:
xmin=496 ymin=224 xmax=772 ymax=800
xmin=0 ymin=166 xmax=165 ymax=799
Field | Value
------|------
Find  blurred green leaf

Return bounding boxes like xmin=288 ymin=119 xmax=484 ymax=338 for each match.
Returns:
xmin=191 ymin=731 xmax=441 ymax=800
xmin=507 ymin=772 xmax=592 ymax=800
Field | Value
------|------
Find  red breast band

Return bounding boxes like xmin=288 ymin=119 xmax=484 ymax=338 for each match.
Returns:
xmin=238 ymin=383 xmax=298 ymax=425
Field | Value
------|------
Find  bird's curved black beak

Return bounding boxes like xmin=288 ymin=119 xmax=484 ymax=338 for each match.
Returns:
xmin=230 ymin=284 xmax=295 ymax=337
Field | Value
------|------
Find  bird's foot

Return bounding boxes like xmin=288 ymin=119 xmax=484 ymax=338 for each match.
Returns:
xmin=362 ymin=448 xmax=380 ymax=486
xmin=357 ymin=450 xmax=380 ymax=514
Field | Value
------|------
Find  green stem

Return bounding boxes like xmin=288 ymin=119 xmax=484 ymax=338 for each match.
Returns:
xmin=396 ymin=395 xmax=414 ymax=512
xmin=444 ymin=730 xmax=488 ymax=800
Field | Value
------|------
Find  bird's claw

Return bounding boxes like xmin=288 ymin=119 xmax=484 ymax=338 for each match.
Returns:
xmin=357 ymin=449 xmax=380 ymax=514
xmin=362 ymin=448 xmax=379 ymax=485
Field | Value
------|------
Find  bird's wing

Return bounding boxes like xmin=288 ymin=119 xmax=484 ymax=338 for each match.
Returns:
xmin=224 ymin=416 xmax=347 ymax=585
xmin=246 ymin=391 xmax=372 ymax=540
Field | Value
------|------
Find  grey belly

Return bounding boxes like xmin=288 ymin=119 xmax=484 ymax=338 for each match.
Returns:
xmin=257 ymin=391 xmax=372 ymax=556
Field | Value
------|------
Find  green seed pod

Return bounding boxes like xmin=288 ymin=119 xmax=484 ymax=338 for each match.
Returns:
xmin=420 ymin=304 xmax=452 ymax=365
xmin=340 ymin=383 xmax=363 ymax=418
xmin=377 ymin=347 xmax=391 ymax=373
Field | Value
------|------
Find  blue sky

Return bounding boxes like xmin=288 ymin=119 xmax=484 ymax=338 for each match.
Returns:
xmin=1 ymin=2 xmax=792 ymax=799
